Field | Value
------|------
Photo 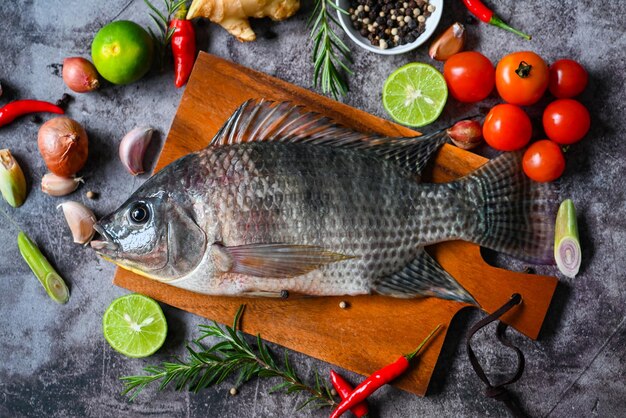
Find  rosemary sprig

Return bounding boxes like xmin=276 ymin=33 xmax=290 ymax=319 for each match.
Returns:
xmin=120 ymin=305 xmax=337 ymax=411
xmin=309 ymin=0 xmax=353 ymax=99
xmin=144 ymin=0 xmax=187 ymax=69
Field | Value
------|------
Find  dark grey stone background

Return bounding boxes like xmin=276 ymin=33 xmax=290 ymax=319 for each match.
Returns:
xmin=1 ymin=1 xmax=624 ymax=417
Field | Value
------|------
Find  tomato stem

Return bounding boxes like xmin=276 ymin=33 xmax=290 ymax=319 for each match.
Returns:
xmin=515 ymin=61 xmax=533 ymax=78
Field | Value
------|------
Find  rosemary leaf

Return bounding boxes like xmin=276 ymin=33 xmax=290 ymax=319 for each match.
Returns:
xmin=309 ymin=0 xmax=352 ymax=98
xmin=120 ymin=305 xmax=337 ymax=411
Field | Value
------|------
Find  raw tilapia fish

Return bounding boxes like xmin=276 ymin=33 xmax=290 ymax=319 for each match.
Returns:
xmin=92 ymin=100 xmax=555 ymax=304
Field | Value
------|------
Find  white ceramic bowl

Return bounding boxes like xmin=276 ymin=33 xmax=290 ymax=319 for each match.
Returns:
xmin=336 ymin=0 xmax=443 ymax=55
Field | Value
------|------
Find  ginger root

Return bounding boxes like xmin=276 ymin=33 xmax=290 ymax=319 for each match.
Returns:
xmin=187 ymin=0 xmax=300 ymax=42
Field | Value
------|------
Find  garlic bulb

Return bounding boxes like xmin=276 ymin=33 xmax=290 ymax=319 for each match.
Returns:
xmin=119 ymin=127 xmax=154 ymax=175
xmin=429 ymin=23 xmax=466 ymax=61
xmin=57 ymin=201 xmax=97 ymax=244
xmin=41 ymin=173 xmax=83 ymax=196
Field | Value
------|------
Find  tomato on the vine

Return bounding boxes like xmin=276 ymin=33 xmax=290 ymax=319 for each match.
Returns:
xmin=543 ymin=99 xmax=590 ymax=145
xmin=443 ymin=51 xmax=495 ymax=103
xmin=549 ymin=59 xmax=588 ymax=98
xmin=523 ymin=140 xmax=566 ymax=182
xmin=483 ymin=104 xmax=532 ymax=151
xmin=496 ymin=51 xmax=549 ymax=106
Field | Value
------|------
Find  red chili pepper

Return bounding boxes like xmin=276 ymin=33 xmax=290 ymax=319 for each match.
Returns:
xmin=329 ymin=324 xmax=442 ymax=418
xmin=462 ymin=0 xmax=531 ymax=40
xmin=330 ymin=370 xmax=369 ymax=417
xmin=169 ymin=6 xmax=196 ymax=88
xmin=0 ymin=100 xmax=64 ymax=128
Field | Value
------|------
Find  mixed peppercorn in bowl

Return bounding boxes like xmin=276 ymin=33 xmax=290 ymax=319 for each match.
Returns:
xmin=337 ymin=0 xmax=443 ymax=55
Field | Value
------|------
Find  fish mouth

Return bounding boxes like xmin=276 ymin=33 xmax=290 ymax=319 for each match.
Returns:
xmin=90 ymin=224 xmax=119 ymax=254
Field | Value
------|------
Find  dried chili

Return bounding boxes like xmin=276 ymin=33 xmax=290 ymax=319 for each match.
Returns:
xmin=169 ymin=6 xmax=196 ymax=88
xmin=0 ymin=100 xmax=64 ymax=128
xmin=329 ymin=324 xmax=442 ymax=418
xmin=330 ymin=370 xmax=369 ymax=417
xmin=462 ymin=0 xmax=531 ymax=40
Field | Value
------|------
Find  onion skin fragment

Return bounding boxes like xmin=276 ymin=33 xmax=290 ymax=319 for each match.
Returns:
xmin=554 ymin=199 xmax=581 ymax=278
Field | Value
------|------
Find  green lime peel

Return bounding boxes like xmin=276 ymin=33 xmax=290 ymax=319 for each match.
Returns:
xmin=554 ymin=199 xmax=581 ymax=278
xmin=17 ymin=231 xmax=70 ymax=304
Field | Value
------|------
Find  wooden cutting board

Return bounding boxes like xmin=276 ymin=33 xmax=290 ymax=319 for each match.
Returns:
xmin=114 ymin=52 xmax=558 ymax=396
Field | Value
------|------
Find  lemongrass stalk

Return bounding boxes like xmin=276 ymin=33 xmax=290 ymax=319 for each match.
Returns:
xmin=554 ymin=199 xmax=581 ymax=278
xmin=17 ymin=231 xmax=69 ymax=304
xmin=0 ymin=149 xmax=27 ymax=207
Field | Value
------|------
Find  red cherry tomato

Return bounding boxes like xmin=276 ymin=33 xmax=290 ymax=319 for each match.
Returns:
xmin=496 ymin=51 xmax=549 ymax=106
xmin=483 ymin=104 xmax=532 ymax=151
xmin=549 ymin=59 xmax=588 ymax=98
xmin=543 ymin=99 xmax=590 ymax=145
xmin=522 ymin=140 xmax=566 ymax=182
xmin=443 ymin=52 xmax=495 ymax=103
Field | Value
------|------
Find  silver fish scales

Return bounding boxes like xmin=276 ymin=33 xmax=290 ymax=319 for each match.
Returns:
xmin=92 ymin=100 xmax=555 ymax=304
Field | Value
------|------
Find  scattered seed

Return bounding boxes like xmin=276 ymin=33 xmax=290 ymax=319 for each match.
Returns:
xmin=339 ymin=301 xmax=349 ymax=309
xmin=229 ymin=387 xmax=238 ymax=396
xmin=86 ymin=190 xmax=98 ymax=199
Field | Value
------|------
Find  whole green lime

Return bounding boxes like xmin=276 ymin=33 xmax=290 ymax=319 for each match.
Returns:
xmin=91 ymin=21 xmax=154 ymax=85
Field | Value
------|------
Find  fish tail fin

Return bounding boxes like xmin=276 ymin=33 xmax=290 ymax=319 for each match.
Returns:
xmin=459 ymin=152 xmax=557 ymax=264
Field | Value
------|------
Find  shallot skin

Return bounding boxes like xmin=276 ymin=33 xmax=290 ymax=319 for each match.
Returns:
xmin=63 ymin=57 xmax=100 ymax=93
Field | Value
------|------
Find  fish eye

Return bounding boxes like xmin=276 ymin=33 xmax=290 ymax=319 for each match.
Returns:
xmin=129 ymin=202 xmax=150 ymax=224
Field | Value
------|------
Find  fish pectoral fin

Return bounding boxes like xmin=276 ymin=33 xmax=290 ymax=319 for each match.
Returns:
xmin=372 ymin=248 xmax=477 ymax=305
xmin=210 ymin=99 xmax=448 ymax=177
xmin=210 ymin=243 xmax=353 ymax=278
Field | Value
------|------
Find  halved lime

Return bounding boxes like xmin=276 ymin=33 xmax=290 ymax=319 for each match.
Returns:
xmin=102 ymin=294 xmax=167 ymax=358
xmin=382 ymin=63 xmax=448 ymax=128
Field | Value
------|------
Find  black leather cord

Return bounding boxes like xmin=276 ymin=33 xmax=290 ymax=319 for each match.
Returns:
xmin=466 ymin=294 xmax=528 ymax=418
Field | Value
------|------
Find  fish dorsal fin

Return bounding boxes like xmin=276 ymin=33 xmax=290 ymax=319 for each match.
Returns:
xmin=210 ymin=99 xmax=449 ymax=177
xmin=372 ymin=248 xmax=476 ymax=304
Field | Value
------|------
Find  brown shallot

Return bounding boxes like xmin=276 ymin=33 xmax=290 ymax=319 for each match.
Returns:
xmin=62 ymin=57 xmax=100 ymax=93
xmin=447 ymin=120 xmax=483 ymax=150
xmin=38 ymin=117 xmax=88 ymax=177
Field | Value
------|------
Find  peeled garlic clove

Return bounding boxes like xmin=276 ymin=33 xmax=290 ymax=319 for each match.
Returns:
xmin=57 ymin=201 xmax=97 ymax=245
xmin=41 ymin=173 xmax=83 ymax=197
xmin=447 ymin=120 xmax=483 ymax=150
xmin=0 ymin=149 xmax=27 ymax=208
xmin=429 ymin=23 xmax=466 ymax=61
xmin=119 ymin=127 xmax=154 ymax=175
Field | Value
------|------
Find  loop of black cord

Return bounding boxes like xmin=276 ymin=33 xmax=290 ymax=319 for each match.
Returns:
xmin=466 ymin=293 xmax=528 ymax=418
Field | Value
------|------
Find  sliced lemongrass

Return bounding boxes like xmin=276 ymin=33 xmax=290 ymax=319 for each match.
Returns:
xmin=0 ymin=149 xmax=27 ymax=207
xmin=554 ymin=199 xmax=581 ymax=278
xmin=17 ymin=231 xmax=69 ymax=304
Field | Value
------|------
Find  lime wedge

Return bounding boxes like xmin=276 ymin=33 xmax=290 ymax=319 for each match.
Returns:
xmin=102 ymin=294 xmax=167 ymax=358
xmin=382 ymin=63 xmax=448 ymax=128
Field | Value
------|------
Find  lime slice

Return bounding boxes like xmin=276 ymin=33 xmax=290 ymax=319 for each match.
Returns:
xmin=102 ymin=294 xmax=167 ymax=358
xmin=382 ymin=63 xmax=448 ymax=128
